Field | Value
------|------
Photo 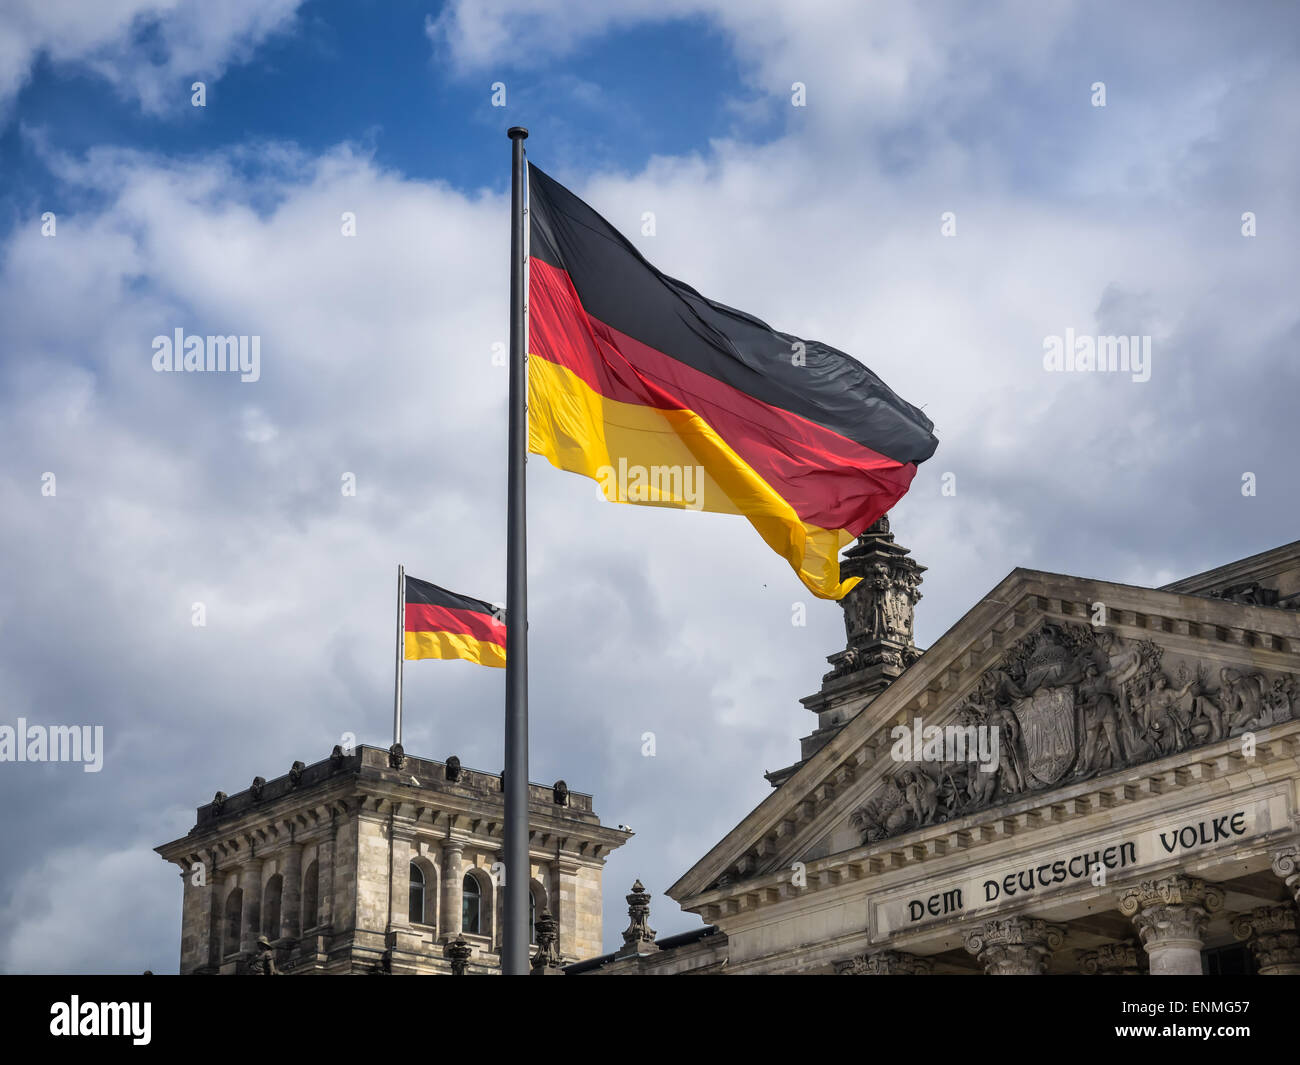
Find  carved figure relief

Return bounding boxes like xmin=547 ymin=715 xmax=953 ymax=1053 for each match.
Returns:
xmin=851 ymin=621 xmax=1297 ymax=844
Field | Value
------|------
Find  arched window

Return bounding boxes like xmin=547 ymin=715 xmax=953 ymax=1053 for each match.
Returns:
xmin=409 ymin=862 xmax=426 ymax=924
xmin=223 ymin=887 xmax=243 ymax=956
xmin=302 ymin=860 xmax=319 ymax=931
xmin=462 ymin=873 xmax=481 ymax=936
xmin=262 ymin=874 xmax=283 ymax=940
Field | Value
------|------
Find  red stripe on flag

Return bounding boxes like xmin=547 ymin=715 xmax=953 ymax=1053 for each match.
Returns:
xmin=529 ymin=257 xmax=916 ymax=534
xmin=405 ymin=603 xmax=506 ymax=647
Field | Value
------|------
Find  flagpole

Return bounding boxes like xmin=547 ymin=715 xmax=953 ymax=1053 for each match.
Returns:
xmin=503 ymin=125 xmax=530 ymax=975
xmin=393 ymin=563 xmax=405 ymax=746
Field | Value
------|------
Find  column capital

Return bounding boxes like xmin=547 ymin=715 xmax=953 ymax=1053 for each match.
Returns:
xmin=1117 ymin=873 xmax=1225 ymax=915
xmin=836 ymin=949 xmax=933 ymax=975
xmin=963 ymin=917 xmax=1067 ymax=975
xmin=1118 ymin=874 xmax=1223 ymax=975
xmin=1232 ymin=904 xmax=1300 ymax=975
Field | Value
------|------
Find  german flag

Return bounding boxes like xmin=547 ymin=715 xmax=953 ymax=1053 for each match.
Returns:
xmin=404 ymin=576 xmax=506 ymax=669
xmin=526 ymin=163 xmax=938 ymax=600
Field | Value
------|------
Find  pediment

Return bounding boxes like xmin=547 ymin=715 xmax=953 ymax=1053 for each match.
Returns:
xmin=668 ymin=566 xmax=1300 ymax=906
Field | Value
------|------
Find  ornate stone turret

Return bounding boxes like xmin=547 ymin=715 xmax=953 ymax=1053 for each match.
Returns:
xmin=765 ymin=516 xmax=925 ymax=788
xmin=614 ymin=880 xmax=658 ymax=958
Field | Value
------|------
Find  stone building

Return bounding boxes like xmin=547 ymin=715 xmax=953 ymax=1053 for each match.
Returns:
xmin=576 ymin=525 xmax=1300 ymax=975
xmin=155 ymin=744 xmax=630 ymax=974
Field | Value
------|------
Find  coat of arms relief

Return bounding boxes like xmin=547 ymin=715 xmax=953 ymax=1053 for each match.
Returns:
xmin=851 ymin=621 xmax=1298 ymax=844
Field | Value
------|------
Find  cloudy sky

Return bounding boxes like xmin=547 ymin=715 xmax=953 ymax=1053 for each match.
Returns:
xmin=0 ymin=0 xmax=1296 ymax=973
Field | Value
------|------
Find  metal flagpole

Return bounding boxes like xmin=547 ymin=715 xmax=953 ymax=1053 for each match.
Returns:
xmin=503 ymin=125 xmax=530 ymax=975
xmin=393 ymin=563 xmax=405 ymax=746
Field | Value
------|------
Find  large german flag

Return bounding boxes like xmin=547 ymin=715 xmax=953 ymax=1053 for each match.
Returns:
xmin=526 ymin=163 xmax=938 ymax=600
xmin=404 ymin=576 xmax=506 ymax=669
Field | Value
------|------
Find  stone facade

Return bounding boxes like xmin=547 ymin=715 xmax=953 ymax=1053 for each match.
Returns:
xmin=156 ymin=745 xmax=630 ymax=974
xmin=584 ymin=535 xmax=1300 ymax=975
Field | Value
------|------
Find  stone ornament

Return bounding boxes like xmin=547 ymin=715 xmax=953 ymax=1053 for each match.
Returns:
xmin=445 ymin=935 xmax=472 ymax=976
xmin=828 ymin=517 xmax=925 ymax=681
xmin=249 ymin=777 xmax=266 ymax=801
xmin=387 ymin=743 xmax=405 ymax=770
xmin=530 ymin=911 xmax=561 ymax=971
xmin=445 ymin=755 xmax=462 ymax=782
xmin=836 ymin=949 xmax=933 ymax=975
xmin=622 ymin=880 xmax=657 ymax=948
xmin=1077 ymin=941 xmax=1144 ymax=975
xmin=289 ymin=760 xmax=305 ymax=786
xmin=851 ymin=621 xmax=1298 ymax=844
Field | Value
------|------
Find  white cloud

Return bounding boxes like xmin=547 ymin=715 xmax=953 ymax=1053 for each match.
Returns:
xmin=0 ymin=0 xmax=302 ymax=114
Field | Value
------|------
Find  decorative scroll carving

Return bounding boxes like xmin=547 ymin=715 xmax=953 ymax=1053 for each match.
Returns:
xmin=850 ymin=621 xmax=1298 ymax=844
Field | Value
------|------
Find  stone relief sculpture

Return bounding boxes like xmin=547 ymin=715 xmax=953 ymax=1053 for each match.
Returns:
xmin=851 ymin=621 xmax=1298 ymax=844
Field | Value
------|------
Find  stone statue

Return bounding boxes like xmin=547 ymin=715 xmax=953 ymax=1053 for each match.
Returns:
xmin=445 ymin=755 xmax=462 ymax=782
xmin=249 ymin=777 xmax=266 ymax=801
xmin=289 ymin=760 xmax=305 ymax=787
xmin=1076 ymin=662 xmax=1124 ymax=776
xmin=251 ymin=936 xmax=279 ymax=975
xmin=552 ymin=780 xmax=569 ymax=806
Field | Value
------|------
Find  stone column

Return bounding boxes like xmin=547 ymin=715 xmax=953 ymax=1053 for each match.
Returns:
xmin=439 ymin=841 xmax=464 ymax=941
xmin=1118 ymin=875 xmax=1224 ymax=975
xmin=389 ymin=829 xmax=414 ymax=930
xmin=1231 ymin=905 xmax=1300 ymax=975
xmin=963 ymin=917 xmax=1067 ymax=975
xmin=836 ymin=949 xmax=933 ymax=974
xmin=317 ymin=825 xmax=337 ymax=930
xmin=1077 ymin=941 xmax=1145 ymax=975
xmin=554 ymin=858 xmax=581 ymax=961
xmin=279 ymin=842 xmax=303 ymax=941
xmin=238 ymin=859 xmax=264 ymax=955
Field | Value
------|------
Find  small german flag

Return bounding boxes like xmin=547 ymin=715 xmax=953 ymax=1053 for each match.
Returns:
xmin=404 ymin=576 xmax=506 ymax=669
xmin=526 ymin=163 xmax=938 ymax=600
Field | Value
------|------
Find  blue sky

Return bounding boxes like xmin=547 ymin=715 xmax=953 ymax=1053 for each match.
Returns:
xmin=0 ymin=0 xmax=1297 ymax=973
xmin=1 ymin=2 xmax=749 ymax=229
